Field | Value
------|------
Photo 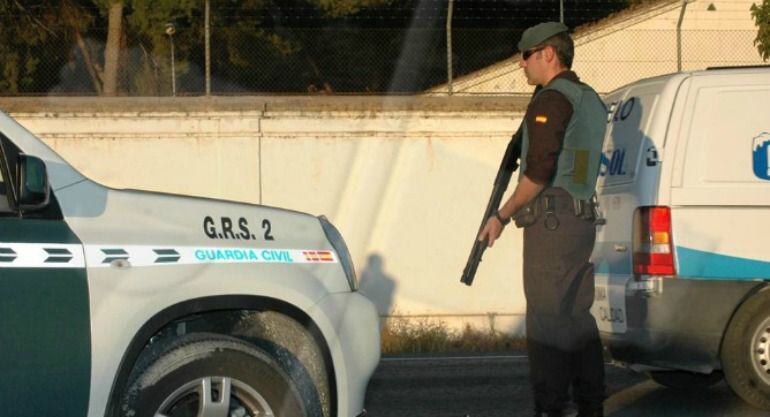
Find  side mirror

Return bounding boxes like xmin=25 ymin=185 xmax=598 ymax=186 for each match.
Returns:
xmin=16 ymin=154 xmax=50 ymax=211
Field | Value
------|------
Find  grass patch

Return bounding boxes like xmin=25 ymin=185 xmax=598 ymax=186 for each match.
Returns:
xmin=381 ymin=317 xmax=527 ymax=355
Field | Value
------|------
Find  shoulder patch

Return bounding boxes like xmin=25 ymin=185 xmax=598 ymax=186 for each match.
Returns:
xmin=535 ymin=115 xmax=548 ymax=124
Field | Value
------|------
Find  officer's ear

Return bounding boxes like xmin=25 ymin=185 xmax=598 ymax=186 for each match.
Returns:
xmin=543 ymin=45 xmax=557 ymax=64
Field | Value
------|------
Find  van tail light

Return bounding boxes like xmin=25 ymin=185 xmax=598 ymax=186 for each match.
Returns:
xmin=632 ymin=206 xmax=676 ymax=276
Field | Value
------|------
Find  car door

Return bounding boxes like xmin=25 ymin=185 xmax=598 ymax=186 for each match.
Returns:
xmin=0 ymin=133 xmax=91 ymax=415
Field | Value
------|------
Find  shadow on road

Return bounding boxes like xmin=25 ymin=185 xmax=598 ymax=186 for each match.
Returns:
xmin=364 ymin=357 xmax=769 ymax=417
xmin=606 ymin=380 xmax=766 ymax=417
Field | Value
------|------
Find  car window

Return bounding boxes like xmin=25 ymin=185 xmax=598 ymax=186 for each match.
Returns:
xmin=0 ymin=144 xmax=12 ymax=212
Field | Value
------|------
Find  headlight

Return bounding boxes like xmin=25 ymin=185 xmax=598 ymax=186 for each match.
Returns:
xmin=318 ymin=216 xmax=358 ymax=291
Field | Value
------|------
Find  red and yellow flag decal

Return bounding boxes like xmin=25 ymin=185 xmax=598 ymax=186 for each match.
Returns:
xmin=303 ymin=250 xmax=335 ymax=262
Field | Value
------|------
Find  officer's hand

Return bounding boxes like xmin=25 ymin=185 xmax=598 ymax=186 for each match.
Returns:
xmin=478 ymin=216 xmax=504 ymax=248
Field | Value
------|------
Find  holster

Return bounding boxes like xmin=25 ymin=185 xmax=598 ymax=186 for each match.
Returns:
xmin=513 ymin=189 xmax=597 ymax=229
xmin=513 ymin=199 xmax=539 ymax=228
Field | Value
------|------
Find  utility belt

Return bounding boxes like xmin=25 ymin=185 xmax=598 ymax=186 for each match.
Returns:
xmin=513 ymin=188 xmax=605 ymax=230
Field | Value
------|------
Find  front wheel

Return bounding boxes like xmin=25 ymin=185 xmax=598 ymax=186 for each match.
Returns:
xmin=121 ymin=333 xmax=318 ymax=417
xmin=722 ymin=293 xmax=770 ymax=410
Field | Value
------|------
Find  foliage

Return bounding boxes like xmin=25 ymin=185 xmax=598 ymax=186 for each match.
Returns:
xmin=380 ymin=317 xmax=526 ymax=354
xmin=312 ymin=0 xmax=394 ymax=17
xmin=0 ymin=1 xmax=75 ymax=93
xmin=0 ymin=0 xmax=636 ymax=95
xmin=0 ymin=0 xmax=397 ymax=94
xmin=751 ymin=0 xmax=770 ymax=61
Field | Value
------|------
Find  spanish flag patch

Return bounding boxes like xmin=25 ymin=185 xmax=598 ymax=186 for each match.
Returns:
xmin=535 ymin=115 xmax=548 ymax=124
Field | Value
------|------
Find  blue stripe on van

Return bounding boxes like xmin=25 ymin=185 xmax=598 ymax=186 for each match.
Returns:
xmin=676 ymin=246 xmax=770 ymax=280
xmin=593 ymin=261 xmax=631 ymax=275
xmin=594 ymin=262 xmax=611 ymax=274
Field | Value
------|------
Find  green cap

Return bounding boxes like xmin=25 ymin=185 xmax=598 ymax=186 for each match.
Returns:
xmin=518 ymin=22 xmax=569 ymax=52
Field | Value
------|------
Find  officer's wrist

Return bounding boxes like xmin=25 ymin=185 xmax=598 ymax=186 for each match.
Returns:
xmin=494 ymin=210 xmax=510 ymax=226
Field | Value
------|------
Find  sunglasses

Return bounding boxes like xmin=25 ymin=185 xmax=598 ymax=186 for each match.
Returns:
xmin=522 ymin=45 xmax=546 ymax=60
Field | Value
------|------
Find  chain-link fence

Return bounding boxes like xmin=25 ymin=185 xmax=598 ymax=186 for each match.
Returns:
xmin=0 ymin=0 xmax=766 ymax=96
xmin=468 ymin=29 xmax=763 ymax=95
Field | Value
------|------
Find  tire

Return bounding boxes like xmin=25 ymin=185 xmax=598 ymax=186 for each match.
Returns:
xmin=722 ymin=293 xmax=770 ymax=410
xmin=648 ymin=370 xmax=723 ymax=389
xmin=121 ymin=333 xmax=321 ymax=417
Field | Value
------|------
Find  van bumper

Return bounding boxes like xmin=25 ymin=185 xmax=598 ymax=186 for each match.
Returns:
xmin=601 ymin=278 xmax=763 ymax=373
xmin=312 ymin=292 xmax=380 ymax=417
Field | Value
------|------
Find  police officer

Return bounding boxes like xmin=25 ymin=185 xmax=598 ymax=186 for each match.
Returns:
xmin=478 ymin=22 xmax=607 ymax=417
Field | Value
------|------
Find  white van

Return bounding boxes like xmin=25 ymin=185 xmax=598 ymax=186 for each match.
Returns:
xmin=590 ymin=66 xmax=770 ymax=409
xmin=0 ymin=111 xmax=379 ymax=417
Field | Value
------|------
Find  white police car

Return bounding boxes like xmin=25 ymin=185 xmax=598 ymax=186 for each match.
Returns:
xmin=590 ymin=66 xmax=770 ymax=409
xmin=0 ymin=110 xmax=379 ymax=417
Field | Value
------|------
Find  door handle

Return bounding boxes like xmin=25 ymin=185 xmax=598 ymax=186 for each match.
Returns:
xmin=110 ymin=259 xmax=131 ymax=269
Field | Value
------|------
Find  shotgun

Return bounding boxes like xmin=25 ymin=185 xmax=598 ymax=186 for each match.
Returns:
xmin=460 ymin=127 xmax=523 ymax=286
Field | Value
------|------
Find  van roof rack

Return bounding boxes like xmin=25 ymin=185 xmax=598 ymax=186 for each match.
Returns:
xmin=706 ymin=64 xmax=770 ymax=70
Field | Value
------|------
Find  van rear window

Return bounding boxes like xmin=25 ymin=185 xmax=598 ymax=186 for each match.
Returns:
xmin=597 ymin=92 xmax=659 ymax=188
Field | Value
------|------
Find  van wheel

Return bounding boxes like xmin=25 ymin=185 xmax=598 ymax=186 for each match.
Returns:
xmin=722 ymin=294 xmax=770 ymax=410
xmin=648 ymin=370 xmax=723 ymax=389
xmin=121 ymin=333 xmax=321 ymax=417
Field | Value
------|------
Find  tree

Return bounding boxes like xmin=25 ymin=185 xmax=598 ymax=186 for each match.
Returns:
xmin=188 ymin=0 xmax=396 ymax=93
xmin=81 ymin=0 xmax=199 ymax=95
xmin=75 ymin=0 xmax=394 ymax=94
xmin=751 ymin=0 xmax=770 ymax=61
xmin=0 ymin=1 xmax=75 ymax=93
xmin=101 ymin=0 xmax=123 ymax=95
xmin=312 ymin=0 xmax=394 ymax=17
xmin=1 ymin=0 xmax=636 ymax=95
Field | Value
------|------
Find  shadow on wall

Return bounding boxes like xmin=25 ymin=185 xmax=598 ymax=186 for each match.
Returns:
xmin=358 ymin=253 xmax=397 ymax=319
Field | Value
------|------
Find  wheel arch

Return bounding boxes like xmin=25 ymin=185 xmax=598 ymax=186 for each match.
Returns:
xmin=104 ymin=295 xmax=337 ymax=417
xmin=718 ymin=282 xmax=770 ymax=360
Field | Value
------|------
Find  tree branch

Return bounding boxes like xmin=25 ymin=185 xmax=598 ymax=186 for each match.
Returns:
xmin=75 ymin=30 xmax=103 ymax=94
xmin=13 ymin=0 xmax=56 ymax=36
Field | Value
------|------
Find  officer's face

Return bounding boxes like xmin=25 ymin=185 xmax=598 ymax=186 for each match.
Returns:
xmin=519 ymin=45 xmax=547 ymax=86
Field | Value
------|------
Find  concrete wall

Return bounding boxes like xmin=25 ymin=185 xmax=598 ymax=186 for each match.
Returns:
xmin=433 ymin=0 xmax=764 ymax=95
xmin=1 ymin=96 xmax=531 ymax=334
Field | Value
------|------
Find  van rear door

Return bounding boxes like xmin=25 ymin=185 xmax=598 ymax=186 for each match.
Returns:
xmin=590 ymin=76 xmax=682 ymax=334
xmin=669 ymin=69 xmax=770 ymax=280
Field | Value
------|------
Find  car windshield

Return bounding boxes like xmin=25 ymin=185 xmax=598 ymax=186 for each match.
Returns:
xmin=0 ymin=144 xmax=10 ymax=212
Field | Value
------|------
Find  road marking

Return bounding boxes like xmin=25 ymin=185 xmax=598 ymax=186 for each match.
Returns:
xmin=603 ymin=380 xmax=659 ymax=415
xmin=381 ymin=355 xmax=529 ymax=362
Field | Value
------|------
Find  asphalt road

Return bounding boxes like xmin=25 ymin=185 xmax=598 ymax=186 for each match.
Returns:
xmin=364 ymin=354 xmax=769 ymax=417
